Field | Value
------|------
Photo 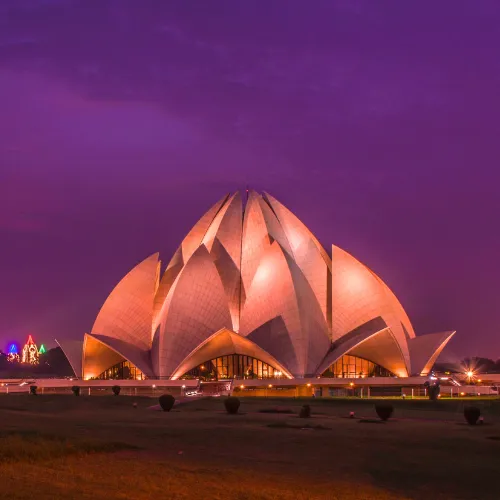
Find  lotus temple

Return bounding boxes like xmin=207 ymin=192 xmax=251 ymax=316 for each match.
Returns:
xmin=57 ymin=191 xmax=455 ymax=388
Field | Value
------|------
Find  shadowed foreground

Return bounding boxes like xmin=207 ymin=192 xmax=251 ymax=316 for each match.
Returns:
xmin=1 ymin=395 xmax=499 ymax=499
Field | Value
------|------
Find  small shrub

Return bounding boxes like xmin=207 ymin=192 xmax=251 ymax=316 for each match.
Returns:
xmin=29 ymin=385 xmax=37 ymax=396
xmin=464 ymin=406 xmax=481 ymax=425
xmin=424 ymin=380 xmax=441 ymax=401
xmin=224 ymin=396 xmax=240 ymax=414
xmin=299 ymin=404 xmax=311 ymax=418
xmin=159 ymin=394 xmax=175 ymax=412
xmin=71 ymin=386 xmax=80 ymax=397
xmin=111 ymin=385 xmax=121 ymax=396
xmin=375 ymin=404 xmax=393 ymax=421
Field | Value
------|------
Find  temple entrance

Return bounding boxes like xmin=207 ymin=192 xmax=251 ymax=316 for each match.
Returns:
xmin=180 ymin=354 xmax=283 ymax=381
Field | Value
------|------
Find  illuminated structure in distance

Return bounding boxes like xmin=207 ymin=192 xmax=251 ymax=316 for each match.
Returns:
xmin=57 ymin=191 xmax=455 ymax=381
xmin=21 ymin=335 xmax=40 ymax=365
xmin=7 ymin=343 xmax=20 ymax=363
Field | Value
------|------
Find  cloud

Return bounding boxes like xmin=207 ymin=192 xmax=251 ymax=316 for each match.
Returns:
xmin=3 ymin=0 xmax=496 ymax=142
xmin=0 ymin=1 xmax=499 ymax=355
xmin=0 ymin=171 xmax=61 ymax=233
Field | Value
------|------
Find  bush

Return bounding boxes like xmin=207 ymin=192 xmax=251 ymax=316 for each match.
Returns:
xmin=464 ymin=406 xmax=481 ymax=425
xmin=111 ymin=385 xmax=121 ymax=396
xmin=159 ymin=394 xmax=175 ymax=412
xmin=71 ymin=386 xmax=80 ymax=396
xmin=424 ymin=380 xmax=441 ymax=401
xmin=29 ymin=385 xmax=37 ymax=396
xmin=299 ymin=404 xmax=311 ymax=418
xmin=375 ymin=404 xmax=393 ymax=421
xmin=224 ymin=396 xmax=240 ymax=414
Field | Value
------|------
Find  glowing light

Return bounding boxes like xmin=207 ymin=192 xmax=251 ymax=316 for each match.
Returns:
xmin=21 ymin=335 xmax=39 ymax=365
xmin=466 ymin=371 xmax=474 ymax=378
xmin=460 ymin=392 xmax=465 ymax=396
xmin=346 ymin=269 xmax=368 ymax=293
xmin=268 ymin=384 xmax=273 ymax=388
xmin=306 ymin=383 xmax=311 ymax=387
xmin=349 ymin=382 xmax=354 ymax=387
xmin=240 ymin=385 xmax=245 ymax=389
xmin=7 ymin=343 xmax=20 ymax=363
xmin=39 ymin=344 xmax=46 ymax=354
xmin=254 ymin=260 xmax=274 ymax=283
xmin=477 ymin=379 xmax=482 ymax=383
xmin=181 ymin=385 xmax=186 ymax=388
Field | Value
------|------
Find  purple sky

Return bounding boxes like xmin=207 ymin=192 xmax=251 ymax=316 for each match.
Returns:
xmin=1 ymin=1 xmax=499 ymax=361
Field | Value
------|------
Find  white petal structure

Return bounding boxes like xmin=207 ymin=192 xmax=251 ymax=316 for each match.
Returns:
xmin=315 ymin=315 xmax=407 ymax=378
xmin=240 ymin=241 xmax=330 ymax=377
xmin=409 ymin=331 xmax=456 ymax=376
xmin=56 ymin=339 xmax=84 ymax=378
xmin=71 ymin=191 xmax=454 ymax=381
xmin=203 ymin=192 xmax=243 ymax=332
xmin=91 ymin=253 xmax=160 ymax=351
xmin=263 ymin=193 xmax=331 ymax=328
xmin=330 ymin=245 xmax=414 ymax=374
xmin=153 ymin=245 xmax=233 ymax=377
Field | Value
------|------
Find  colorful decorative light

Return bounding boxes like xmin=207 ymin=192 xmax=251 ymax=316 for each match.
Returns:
xmin=38 ymin=344 xmax=46 ymax=355
xmin=21 ymin=335 xmax=39 ymax=365
xmin=7 ymin=343 xmax=20 ymax=363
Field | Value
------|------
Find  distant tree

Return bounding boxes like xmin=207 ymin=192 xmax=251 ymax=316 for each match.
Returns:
xmin=424 ymin=380 xmax=440 ymax=401
xmin=474 ymin=357 xmax=497 ymax=373
xmin=0 ymin=346 xmax=74 ymax=379
xmin=42 ymin=347 xmax=75 ymax=377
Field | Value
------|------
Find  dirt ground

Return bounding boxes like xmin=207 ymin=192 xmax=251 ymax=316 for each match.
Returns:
xmin=0 ymin=395 xmax=499 ymax=499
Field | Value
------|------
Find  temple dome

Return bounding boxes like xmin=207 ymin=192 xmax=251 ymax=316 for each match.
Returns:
xmin=60 ymin=191 xmax=454 ymax=380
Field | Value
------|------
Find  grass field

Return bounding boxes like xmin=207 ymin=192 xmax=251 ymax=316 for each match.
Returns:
xmin=0 ymin=394 xmax=499 ymax=499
